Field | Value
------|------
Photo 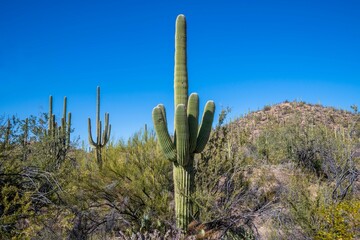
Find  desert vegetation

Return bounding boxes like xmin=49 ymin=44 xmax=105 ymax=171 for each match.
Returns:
xmin=1 ymin=99 xmax=359 ymax=239
xmin=1 ymin=14 xmax=359 ymax=240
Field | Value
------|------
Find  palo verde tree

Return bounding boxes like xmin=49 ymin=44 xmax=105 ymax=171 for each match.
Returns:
xmin=152 ymin=14 xmax=215 ymax=231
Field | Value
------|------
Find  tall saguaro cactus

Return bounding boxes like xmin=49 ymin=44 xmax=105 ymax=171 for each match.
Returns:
xmin=88 ymin=86 xmax=111 ymax=167
xmin=152 ymin=14 xmax=215 ymax=231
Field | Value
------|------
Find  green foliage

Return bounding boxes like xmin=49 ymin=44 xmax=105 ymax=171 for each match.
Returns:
xmin=281 ymin=173 xmax=360 ymax=240
xmin=281 ymin=173 xmax=323 ymax=239
xmin=0 ymin=182 xmax=32 ymax=238
xmin=0 ymin=113 xmax=77 ymax=239
xmin=189 ymin=108 xmax=257 ymax=238
xmin=316 ymin=199 xmax=360 ymax=240
xmin=1 ymin=95 xmax=359 ymax=239
xmin=251 ymin=109 xmax=360 ymax=239
xmin=74 ymin=128 xmax=174 ymax=237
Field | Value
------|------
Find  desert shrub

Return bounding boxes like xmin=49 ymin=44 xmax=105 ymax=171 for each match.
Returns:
xmin=315 ymin=199 xmax=360 ymax=240
xmin=280 ymin=173 xmax=360 ymax=240
xmin=248 ymin=111 xmax=359 ymax=239
xmin=254 ymin=113 xmax=359 ymax=191
xmin=263 ymin=105 xmax=271 ymax=111
xmin=193 ymin=108 xmax=256 ymax=238
xmin=73 ymin=128 xmax=174 ymax=238
xmin=255 ymin=123 xmax=288 ymax=163
xmin=279 ymin=173 xmax=323 ymax=239
xmin=0 ymin=114 xmax=78 ymax=239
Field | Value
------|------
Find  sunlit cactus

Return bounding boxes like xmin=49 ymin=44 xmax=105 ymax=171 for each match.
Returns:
xmin=152 ymin=14 xmax=215 ymax=231
xmin=88 ymin=86 xmax=111 ymax=167
xmin=45 ymin=95 xmax=72 ymax=166
xmin=47 ymin=96 xmax=72 ymax=148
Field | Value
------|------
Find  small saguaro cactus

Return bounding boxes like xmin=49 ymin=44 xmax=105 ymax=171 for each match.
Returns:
xmin=47 ymin=96 xmax=72 ymax=147
xmin=88 ymin=86 xmax=111 ymax=167
xmin=152 ymin=14 xmax=215 ymax=231
xmin=46 ymin=95 xmax=72 ymax=165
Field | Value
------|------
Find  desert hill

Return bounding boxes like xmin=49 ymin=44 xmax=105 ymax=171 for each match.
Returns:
xmin=192 ymin=101 xmax=360 ymax=239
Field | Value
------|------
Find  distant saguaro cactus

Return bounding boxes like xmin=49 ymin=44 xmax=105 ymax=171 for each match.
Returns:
xmin=47 ymin=96 xmax=71 ymax=146
xmin=88 ymin=86 xmax=111 ymax=167
xmin=152 ymin=14 xmax=215 ymax=231
xmin=46 ymin=96 xmax=72 ymax=165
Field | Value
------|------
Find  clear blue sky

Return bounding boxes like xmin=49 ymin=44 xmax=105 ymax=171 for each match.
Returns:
xmin=0 ymin=0 xmax=359 ymax=143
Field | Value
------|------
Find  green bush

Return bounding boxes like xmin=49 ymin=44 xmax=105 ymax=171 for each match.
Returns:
xmin=73 ymin=128 xmax=174 ymax=237
xmin=316 ymin=199 xmax=360 ymax=240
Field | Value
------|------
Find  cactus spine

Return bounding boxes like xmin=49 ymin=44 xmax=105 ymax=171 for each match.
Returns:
xmin=152 ymin=14 xmax=215 ymax=231
xmin=88 ymin=86 xmax=111 ymax=167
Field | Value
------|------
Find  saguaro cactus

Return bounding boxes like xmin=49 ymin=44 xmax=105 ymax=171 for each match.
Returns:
xmin=47 ymin=96 xmax=72 ymax=147
xmin=46 ymin=96 xmax=72 ymax=166
xmin=152 ymin=14 xmax=215 ymax=231
xmin=88 ymin=86 xmax=111 ymax=167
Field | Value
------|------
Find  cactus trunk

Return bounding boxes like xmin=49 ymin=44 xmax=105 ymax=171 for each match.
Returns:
xmin=152 ymin=14 xmax=215 ymax=231
xmin=173 ymin=161 xmax=194 ymax=230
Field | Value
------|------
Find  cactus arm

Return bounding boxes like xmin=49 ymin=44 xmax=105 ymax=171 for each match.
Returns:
xmin=63 ymin=97 xmax=67 ymax=123
xmin=174 ymin=14 xmax=188 ymax=108
xmin=107 ymin=124 xmax=111 ymax=145
xmin=51 ymin=115 xmax=56 ymax=138
xmin=187 ymin=93 xmax=199 ymax=152
xmin=48 ymin=96 xmax=54 ymax=135
xmin=61 ymin=117 xmax=66 ymax=136
xmin=152 ymin=105 xmax=177 ymax=161
xmin=96 ymin=86 xmax=101 ymax=145
xmin=67 ymin=112 xmax=71 ymax=147
xmin=101 ymin=113 xmax=110 ymax=146
xmin=96 ymin=86 xmax=100 ymax=126
xmin=194 ymin=100 xmax=215 ymax=153
xmin=48 ymin=96 xmax=53 ymax=132
xmin=88 ymin=118 xmax=97 ymax=147
xmin=158 ymin=104 xmax=167 ymax=125
xmin=175 ymin=104 xmax=190 ymax=166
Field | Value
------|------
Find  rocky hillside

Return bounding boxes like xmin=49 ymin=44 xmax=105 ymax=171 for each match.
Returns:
xmin=231 ymin=101 xmax=359 ymax=137
xmin=201 ymin=101 xmax=360 ymax=239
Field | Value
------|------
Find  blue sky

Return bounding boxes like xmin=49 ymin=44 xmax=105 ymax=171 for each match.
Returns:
xmin=0 ymin=0 xmax=359 ymax=143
